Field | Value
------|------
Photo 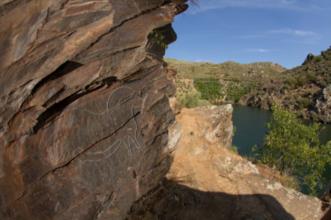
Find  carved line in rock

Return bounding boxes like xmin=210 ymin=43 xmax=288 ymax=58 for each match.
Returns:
xmin=0 ymin=1 xmax=186 ymax=219
xmin=16 ymin=62 xmax=165 ymax=194
xmin=80 ymin=86 xmax=144 ymax=163
xmin=38 ymin=85 xmax=146 ymax=182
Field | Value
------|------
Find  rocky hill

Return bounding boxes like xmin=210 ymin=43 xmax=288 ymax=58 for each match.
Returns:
xmin=128 ymin=105 xmax=327 ymax=220
xmin=242 ymin=48 xmax=331 ymax=123
xmin=168 ymin=48 xmax=331 ymax=123
xmin=0 ymin=0 xmax=187 ymax=219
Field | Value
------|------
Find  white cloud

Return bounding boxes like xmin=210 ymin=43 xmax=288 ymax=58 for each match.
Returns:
xmin=268 ymin=28 xmax=319 ymax=37
xmin=239 ymin=28 xmax=320 ymax=40
xmin=238 ymin=34 xmax=267 ymax=39
xmin=245 ymin=48 xmax=271 ymax=53
xmin=188 ymin=0 xmax=320 ymax=14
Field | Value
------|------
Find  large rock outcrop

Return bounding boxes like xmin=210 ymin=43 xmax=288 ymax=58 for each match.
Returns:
xmin=0 ymin=1 xmax=187 ymax=219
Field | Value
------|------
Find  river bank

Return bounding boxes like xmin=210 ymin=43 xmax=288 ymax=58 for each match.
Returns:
xmin=232 ymin=105 xmax=331 ymax=157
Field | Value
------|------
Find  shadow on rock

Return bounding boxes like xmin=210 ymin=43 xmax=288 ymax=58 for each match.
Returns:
xmin=127 ymin=180 xmax=295 ymax=220
xmin=322 ymin=208 xmax=331 ymax=220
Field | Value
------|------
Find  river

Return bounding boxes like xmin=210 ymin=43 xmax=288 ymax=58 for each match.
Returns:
xmin=232 ymin=105 xmax=331 ymax=157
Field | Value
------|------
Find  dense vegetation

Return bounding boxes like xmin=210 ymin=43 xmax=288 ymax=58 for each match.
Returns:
xmin=175 ymin=78 xmax=210 ymax=108
xmin=254 ymin=106 xmax=331 ymax=195
xmin=193 ymin=78 xmax=222 ymax=103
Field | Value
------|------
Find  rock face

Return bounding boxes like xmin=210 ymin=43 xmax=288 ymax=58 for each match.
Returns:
xmin=316 ymin=85 xmax=331 ymax=123
xmin=0 ymin=1 xmax=187 ymax=219
xmin=128 ymin=105 xmax=325 ymax=220
xmin=174 ymin=105 xmax=234 ymax=148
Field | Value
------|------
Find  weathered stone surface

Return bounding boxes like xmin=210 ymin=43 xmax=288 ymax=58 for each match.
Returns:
xmin=0 ymin=0 xmax=187 ymax=219
xmin=316 ymin=85 xmax=331 ymax=122
xmin=176 ymin=105 xmax=233 ymax=148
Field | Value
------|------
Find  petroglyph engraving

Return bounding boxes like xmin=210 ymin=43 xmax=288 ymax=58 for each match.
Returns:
xmin=80 ymin=86 xmax=144 ymax=163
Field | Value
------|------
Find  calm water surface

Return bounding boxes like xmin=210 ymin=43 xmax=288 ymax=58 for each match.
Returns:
xmin=232 ymin=105 xmax=331 ymax=157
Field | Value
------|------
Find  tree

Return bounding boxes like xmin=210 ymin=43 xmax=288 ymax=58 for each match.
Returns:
xmin=256 ymin=105 xmax=331 ymax=195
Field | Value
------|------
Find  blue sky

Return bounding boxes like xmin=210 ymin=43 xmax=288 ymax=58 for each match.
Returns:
xmin=166 ymin=0 xmax=331 ymax=68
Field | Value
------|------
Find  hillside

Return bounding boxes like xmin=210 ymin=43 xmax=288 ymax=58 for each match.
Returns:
xmin=166 ymin=58 xmax=286 ymax=80
xmin=167 ymin=47 xmax=331 ymax=123
xmin=167 ymin=58 xmax=287 ymax=109
xmin=242 ymin=47 xmax=331 ymax=122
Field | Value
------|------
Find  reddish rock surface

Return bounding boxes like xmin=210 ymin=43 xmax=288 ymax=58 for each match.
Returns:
xmin=0 ymin=1 xmax=187 ymax=219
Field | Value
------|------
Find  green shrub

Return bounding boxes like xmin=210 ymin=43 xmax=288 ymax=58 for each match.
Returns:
xmin=314 ymin=56 xmax=322 ymax=62
xmin=179 ymin=93 xmax=199 ymax=108
xmin=230 ymin=145 xmax=239 ymax=154
xmin=255 ymin=105 xmax=331 ymax=195
xmin=176 ymin=78 xmax=210 ymax=108
xmin=297 ymin=97 xmax=312 ymax=109
xmin=178 ymin=92 xmax=207 ymax=108
xmin=226 ymin=83 xmax=252 ymax=103
xmin=285 ymin=77 xmax=298 ymax=89
xmin=194 ymin=78 xmax=222 ymax=103
xmin=296 ymin=75 xmax=307 ymax=87
xmin=305 ymin=72 xmax=318 ymax=83
xmin=149 ymin=30 xmax=168 ymax=49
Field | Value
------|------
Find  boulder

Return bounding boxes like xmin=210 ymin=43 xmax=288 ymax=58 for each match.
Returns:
xmin=0 ymin=0 xmax=187 ymax=219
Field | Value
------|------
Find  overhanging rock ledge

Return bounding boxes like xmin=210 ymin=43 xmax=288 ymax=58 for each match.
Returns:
xmin=0 ymin=1 xmax=188 ymax=219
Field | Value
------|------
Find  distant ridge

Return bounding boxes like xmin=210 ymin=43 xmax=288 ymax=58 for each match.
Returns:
xmin=166 ymin=58 xmax=286 ymax=79
xmin=167 ymin=46 xmax=331 ymax=123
